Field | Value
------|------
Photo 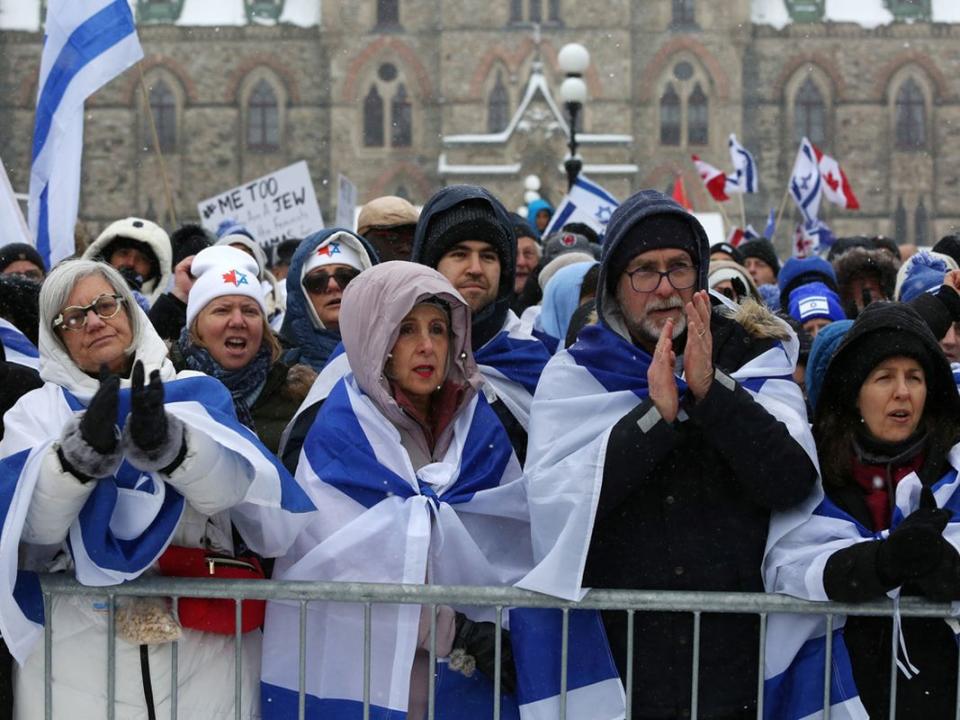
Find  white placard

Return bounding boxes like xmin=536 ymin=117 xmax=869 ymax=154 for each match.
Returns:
xmin=197 ymin=160 xmax=324 ymax=252
xmin=335 ymin=174 xmax=357 ymax=231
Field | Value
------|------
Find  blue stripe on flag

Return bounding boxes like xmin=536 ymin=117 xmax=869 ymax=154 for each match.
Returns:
xmin=474 ymin=330 xmax=551 ymax=396
xmin=260 ymin=682 xmax=407 ymax=719
xmin=32 ymin=0 xmax=137 ymax=160
xmin=763 ymin=628 xmax=859 ymax=720
xmin=433 ymin=663 xmax=520 ymax=719
xmin=36 ymin=185 xmax=50 ymax=269
xmin=813 ymin=497 xmax=875 ymax=538
xmin=510 ymin=608 xmax=621 ymax=705
xmin=574 ymin=176 xmax=619 ymax=206
xmin=0 ymin=450 xmax=44 ymax=625
xmin=13 ymin=572 xmax=43 ymax=625
xmin=543 ymin=201 xmax=577 ymax=237
xmin=0 ymin=327 xmax=39 ymax=360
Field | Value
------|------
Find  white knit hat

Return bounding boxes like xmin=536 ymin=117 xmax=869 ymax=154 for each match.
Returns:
xmin=186 ymin=246 xmax=267 ymax=329
xmin=302 ymin=231 xmax=366 ymax=276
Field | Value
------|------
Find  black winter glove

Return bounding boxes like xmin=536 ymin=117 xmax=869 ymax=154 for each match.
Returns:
xmin=80 ymin=365 xmax=120 ymax=453
xmin=877 ymin=486 xmax=951 ymax=586
xmin=128 ymin=360 xmax=166 ymax=451
xmin=915 ymin=540 xmax=960 ymax=602
xmin=122 ymin=360 xmax=186 ymax=474
xmin=452 ymin=612 xmax=517 ymax=695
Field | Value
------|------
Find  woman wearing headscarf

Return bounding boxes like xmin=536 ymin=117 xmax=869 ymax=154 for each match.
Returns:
xmin=764 ymin=302 xmax=960 ymax=718
xmin=0 ymin=260 xmax=313 ymax=719
xmin=172 ymin=246 xmax=315 ymax=455
xmin=261 ymin=261 xmax=532 ymax=719
xmin=278 ymin=228 xmax=378 ymax=371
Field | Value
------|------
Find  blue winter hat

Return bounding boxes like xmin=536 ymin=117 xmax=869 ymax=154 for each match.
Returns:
xmin=898 ymin=251 xmax=949 ymax=302
xmin=756 ymin=282 xmax=781 ymax=311
xmin=777 ymin=255 xmax=838 ymax=309
xmin=787 ymin=282 xmax=845 ymax=324
xmin=805 ymin=318 xmax=854 ymax=412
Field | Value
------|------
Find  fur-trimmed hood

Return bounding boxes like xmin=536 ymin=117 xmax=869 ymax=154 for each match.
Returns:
xmin=82 ymin=217 xmax=172 ymax=307
xmin=833 ymin=246 xmax=898 ymax=307
xmin=717 ymin=297 xmax=793 ymax=342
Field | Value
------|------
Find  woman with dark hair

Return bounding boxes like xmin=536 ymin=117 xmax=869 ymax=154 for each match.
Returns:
xmin=766 ymin=301 xmax=960 ymax=718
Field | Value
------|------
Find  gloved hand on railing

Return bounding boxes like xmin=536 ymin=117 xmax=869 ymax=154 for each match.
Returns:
xmin=57 ymin=365 xmax=122 ymax=482
xmin=122 ymin=360 xmax=186 ymax=474
xmin=451 ymin=611 xmax=516 ymax=695
xmin=876 ymin=486 xmax=951 ymax=587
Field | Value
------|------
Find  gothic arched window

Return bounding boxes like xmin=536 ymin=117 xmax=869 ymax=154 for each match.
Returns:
xmin=363 ymin=85 xmax=385 ymax=147
xmin=488 ymin=72 xmax=510 ymax=133
xmin=794 ymin=77 xmax=826 ymax=147
xmin=247 ymin=79 xmax=279 ymax=152
xmin=391 ymin=83 xmax=412 ymax=147
xmin=895 ymin=78 xmax=926 ymax=150
xmin=148 ymin=80 xmax=176 ymax=152
xmin=660 ymin=84 xmax=681 ymax=146
xmin=687 ymin=83 xmax=708 ymax=145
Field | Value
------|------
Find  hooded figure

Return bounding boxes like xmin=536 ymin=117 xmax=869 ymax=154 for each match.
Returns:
xmin=411 ymin=185 xmax=550 ymax=462
xmin=519 ymin=189 xmax=817 ymax=719
xmin=279 ymin=228 xmax=378 ymax=371
xmin=535 ymin=260 xmax=597 ymax=348
xmin=834 ymin=245 xmax=898 ymax=318
xmin=261 ymin=261 xmax=533 ymax=720
xmin=82 ymin=217 xmax=172 ymax=307
xmin=0 ymin=260 xmax=312 ymax=719
xmin=765 ymin=303 xmax=960 ymax=719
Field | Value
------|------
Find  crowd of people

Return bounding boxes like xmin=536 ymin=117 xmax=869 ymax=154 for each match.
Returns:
xmin=0 ymin=183 xmax=956 ymax=718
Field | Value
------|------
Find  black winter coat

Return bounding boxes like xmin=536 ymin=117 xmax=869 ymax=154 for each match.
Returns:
xmin=585 ymin=309 xmax=818 ymax=719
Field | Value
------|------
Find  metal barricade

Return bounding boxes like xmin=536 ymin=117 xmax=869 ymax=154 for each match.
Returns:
xmin=31 ymin=574 xmax=960 ymax=720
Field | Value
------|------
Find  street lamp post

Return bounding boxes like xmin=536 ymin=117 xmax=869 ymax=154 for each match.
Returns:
xmin=558 ymin=43 xmax=590 ymax=191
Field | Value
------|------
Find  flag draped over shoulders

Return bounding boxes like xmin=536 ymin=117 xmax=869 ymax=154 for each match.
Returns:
xmin=261 ymin=374 xmax=532 ymax=719
xmin=0 ymin=371 xmax=313 ymax=664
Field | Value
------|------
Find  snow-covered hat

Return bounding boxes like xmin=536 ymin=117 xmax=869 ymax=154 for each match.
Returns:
xmin=186 ymin=246 xmax=266 ymax=329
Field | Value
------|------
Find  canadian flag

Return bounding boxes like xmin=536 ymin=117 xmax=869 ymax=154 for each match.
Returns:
xmin=811 ymin=143 xmax=860 ymax=210
xmin=692 ymin=155 xmax=731 ymax=202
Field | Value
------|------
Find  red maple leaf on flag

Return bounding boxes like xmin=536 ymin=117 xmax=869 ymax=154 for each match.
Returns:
xmin=824 ymin=171 xmax=840 ymax=194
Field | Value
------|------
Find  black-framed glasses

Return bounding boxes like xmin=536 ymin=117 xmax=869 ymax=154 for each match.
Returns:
xmin=53 ymin=293 xmax=125 ymax=331
xmin=625 ymin=265 xmax=698 ymax=293
xmin=303 ymin=268 xmax=361 ymax=294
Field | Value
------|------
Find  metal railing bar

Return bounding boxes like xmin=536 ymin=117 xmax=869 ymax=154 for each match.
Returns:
xmin=234 ymin=598 xmax=242 ymax=720
xmin=107 ymin=594 xmax=116 ymax=720
xmin=298 ymin=600 xmax=307 ymax=720
xmin=888 ymin=614 xmax=898 ymax=720
xmin=33 ymin=576 xmax=959 ymax=619
xmin=625 ymin=609 xmax=634 ymax=720
xmin=822 ymin=614 xmax=833 ymax=720
xmin=560 ymin=607 xmax=569 ymax=720
xmin=427 ymin=604 xmax=436 ymax=720
xmin=756 ymin=613 xmax=767 ymax=720
xmin=43 ymin=592 xmax=52 ymax=720
xmin=170 ymin=596 xmax=178 ymax=720
xmin=493 ymin=605 xmax=502 ymax=720
xmin=690 ymin=611 xmax=701 ymax=720
xmin=363 ymin=602 xmax=371 ymax=720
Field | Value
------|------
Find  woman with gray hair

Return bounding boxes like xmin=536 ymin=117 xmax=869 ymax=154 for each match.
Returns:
xmin=0 ymin=260 xmax=313 ymax=718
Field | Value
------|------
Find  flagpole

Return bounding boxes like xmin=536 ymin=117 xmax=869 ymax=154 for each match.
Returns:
xmin=712 ymin=197 xmax=731 ymax=229
xmin=737 ymin=193 xmax=746 ymax=231
xmin=773 ymin=186 xmax=790 ymax=243
xmin=137 ymin=64 xmax=178 ymax=228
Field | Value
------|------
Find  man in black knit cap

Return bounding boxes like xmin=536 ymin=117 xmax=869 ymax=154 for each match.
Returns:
xmin=411 ymin=185 xmax=550 ymax=462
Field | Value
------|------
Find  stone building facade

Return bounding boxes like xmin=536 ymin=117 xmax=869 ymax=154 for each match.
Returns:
xmin=0 ymin=0 xmax=957 ymax=255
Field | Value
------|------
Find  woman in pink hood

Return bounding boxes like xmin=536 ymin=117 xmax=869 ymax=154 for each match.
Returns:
xmin=261 ymin=261 xmax=532 ymax=719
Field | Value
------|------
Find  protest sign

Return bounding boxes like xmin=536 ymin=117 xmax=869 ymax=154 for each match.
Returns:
xmin=197 ymin=160 xmax=324 ymax=252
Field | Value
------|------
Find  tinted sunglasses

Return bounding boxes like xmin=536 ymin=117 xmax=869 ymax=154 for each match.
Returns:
xmin=303 ymin=267 xmax=360 ymax=294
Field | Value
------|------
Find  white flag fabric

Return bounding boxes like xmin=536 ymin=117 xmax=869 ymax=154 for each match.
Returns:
xmin=28 ymin=0 xmax=143 ymax=269
xmin=727 ymin=133 xmax=759 ymax=194
xmin=788 ymin=137 xmax=823 ymax=225
xmin=0 ymin=156 xmax=31 ymax=249
xmin=541 ymin=175 xmax=619 ymax=238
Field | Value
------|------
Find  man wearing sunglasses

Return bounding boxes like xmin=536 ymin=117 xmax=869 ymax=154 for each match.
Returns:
xmin=520 ymin=190 xmax=818 ymax=719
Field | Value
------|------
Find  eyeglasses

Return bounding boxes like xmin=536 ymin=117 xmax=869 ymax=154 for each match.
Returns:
xmin=625 ymin=265 xmax=698 ymax=293
xmin=53 ymin=293 xmax=125 ymax=331
xmin=302 ymin=268 xmax=361 ymax=294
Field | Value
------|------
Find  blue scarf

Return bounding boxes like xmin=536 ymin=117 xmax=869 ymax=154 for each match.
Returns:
xmin=177 ymin=327 xmax=272 ymax=430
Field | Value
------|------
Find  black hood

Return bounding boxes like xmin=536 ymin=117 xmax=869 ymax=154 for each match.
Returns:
xmin=412 ymin=185 xmax=516 ymax=347
xmin=597 ymin=189 xmax=710 ymax=329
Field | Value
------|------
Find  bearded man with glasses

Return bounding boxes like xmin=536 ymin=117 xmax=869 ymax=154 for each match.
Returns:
xmin=518 ymin=190 xmax=819 ymax=719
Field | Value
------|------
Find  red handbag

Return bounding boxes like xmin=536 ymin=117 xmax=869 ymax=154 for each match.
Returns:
xmin=157 ymin=545 xmax=266 ymax=635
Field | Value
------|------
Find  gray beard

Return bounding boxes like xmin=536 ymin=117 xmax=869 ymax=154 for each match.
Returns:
xmin=626 ymin=298 xmax=687 ymax=350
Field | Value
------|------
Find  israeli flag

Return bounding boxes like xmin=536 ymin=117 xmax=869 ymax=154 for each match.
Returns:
xmin=0 ymin=319 xmax=39 ymax=370
xmin=0 ymin=373 xmax=314 ymax=664
xmin=29 ymin=0 xmax=143 ymax=268
xmin=763 ymin=441 xmax=960 ymax=717
xmin=542 ymin=175 xmax=619 ymax=238
xmin=788 ymin=138 xmax=823 ymax=226
xmin=262 ymin=375 xmax=536 ymax=718
xmin=727 ymin=134 xmax=759 ymax=194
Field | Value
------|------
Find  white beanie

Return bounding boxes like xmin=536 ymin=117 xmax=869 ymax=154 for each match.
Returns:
xmin=186 ymin=246 xmax=267 ymax=329
xmin=302 ymin=232 xmax=366 ymax=277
